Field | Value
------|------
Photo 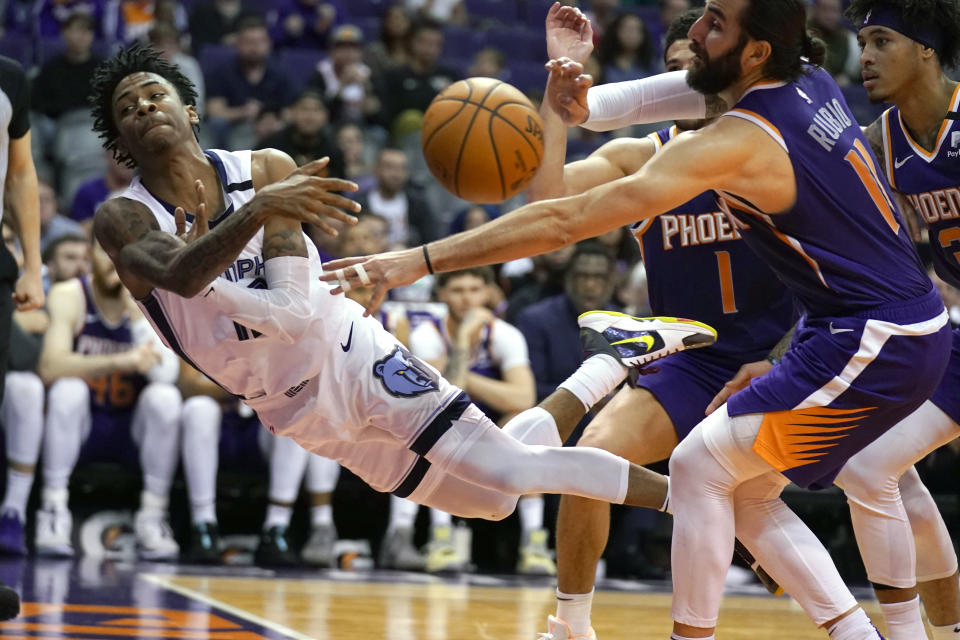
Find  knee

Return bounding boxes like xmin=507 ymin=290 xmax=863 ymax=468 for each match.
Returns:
xmin=668 ymin=430 xmax=702 ymax=482
xmin=47 ymin=378 xmax=89 ymax=415
xmin=837 ymin=459 xmax=899 ymax=511
xmin=139 ymin=383 xmax=183 ymax=426
xmin=182 ymin=396 xmax=222 ymax=435
xmin=461 ymin=492 xmax=517 ymax=521
xmin=899 ymin=471 xmax=939 ymax=528
xmin=6 ymin=371 xmax=44 ymax=405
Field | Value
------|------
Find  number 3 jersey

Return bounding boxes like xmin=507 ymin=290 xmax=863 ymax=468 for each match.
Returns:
xmin=632 ymin=125 xmax=796 ymax=366
xmin=880 ymin=83 xmax=960 ymax=290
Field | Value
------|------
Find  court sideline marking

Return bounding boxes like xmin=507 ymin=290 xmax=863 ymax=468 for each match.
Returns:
xmin=140 ymin=573 xmax=314 ymax=640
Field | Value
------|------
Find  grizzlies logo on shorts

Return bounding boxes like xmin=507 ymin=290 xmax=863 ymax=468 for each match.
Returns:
xmin=374 ymin=346 xmax=440 ymax=398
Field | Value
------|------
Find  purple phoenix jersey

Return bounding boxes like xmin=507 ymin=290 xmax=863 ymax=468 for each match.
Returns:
xmin=74 ymin=276 xmax=145 ymax=413
xmin=628 ymin=126 xmax=796 ymax=439
xmin=634 ymin=125 xmax=796 ymax=365
xmin=716 ymin=66 xmax=950 ymax=489
xmin=880 ymin=83 xmax=960 ymax=425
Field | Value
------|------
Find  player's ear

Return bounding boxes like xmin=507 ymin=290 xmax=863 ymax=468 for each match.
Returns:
xmin=186 ymin=105 xmax=200 ymax=125
xmin=744 ymin=39 xmax=771 ymax=73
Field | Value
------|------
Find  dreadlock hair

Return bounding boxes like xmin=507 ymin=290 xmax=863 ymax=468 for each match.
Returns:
xmin=846 ymin=0 xmax=960 ymax=69
xmin=740 ymin=0 xmax=827 ymax=82
xmin=89 ymin=42 xmax=199 ymax=168
xmin=663 ymin=7 xmax=704 ymax=61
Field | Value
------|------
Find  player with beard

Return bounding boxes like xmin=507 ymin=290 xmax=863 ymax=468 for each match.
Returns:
xmin=323 ymin=1 xmax=955 ymax=638
xmin=36 ymin=238 xmax=183 ymax=559
xmin=87 ymin=44 xmax=718 ymax=550
xmin=524 ymin=8 xmax=795 ymax=638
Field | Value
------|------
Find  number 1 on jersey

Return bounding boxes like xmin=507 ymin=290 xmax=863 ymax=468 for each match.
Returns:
xmin=715 ymin=251 xmax=738 ymax=314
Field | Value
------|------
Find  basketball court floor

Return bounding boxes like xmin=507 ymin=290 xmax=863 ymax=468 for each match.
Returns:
xmin=0 ymin=557 xmax=899 ymax=639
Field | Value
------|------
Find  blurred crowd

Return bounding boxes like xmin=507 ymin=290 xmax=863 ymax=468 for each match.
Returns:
xmin=0 ymin=0 xmax=955 ymax=580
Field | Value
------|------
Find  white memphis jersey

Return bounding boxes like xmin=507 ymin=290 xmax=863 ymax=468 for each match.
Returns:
xmin=120 ymin=149 xmax=465 ymax=493
xmin=121 ymin=149 xmax=342 ymax=399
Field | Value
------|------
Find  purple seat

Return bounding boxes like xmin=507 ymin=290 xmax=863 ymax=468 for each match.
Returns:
xmin=465 ymin=0 xmax=520 ymax=25
xmin=198 ymin=43 xmax=236 ymax=79
xmin=483 ymin=27 xmax=547 ymax=63
xmin=343 ymin=0 xmax=389 ymax=20
xmin=504 ymin=60 xmax=547 ymax=96
xmin=0 ymin=32 xmax=32 ymax=67
xmin=442 ymin=24 xmax=484 ymax=60
xmin=278 ymin=48 xmax=326 ymax=93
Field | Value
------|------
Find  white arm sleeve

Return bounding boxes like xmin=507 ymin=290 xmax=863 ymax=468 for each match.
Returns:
xmin=131 ymin=319 xmax=180 ymax=384
xmin=205 ymin=256 xmax=313 ymax=345
xmin=582 ymin=70 xmax=707 ymax=132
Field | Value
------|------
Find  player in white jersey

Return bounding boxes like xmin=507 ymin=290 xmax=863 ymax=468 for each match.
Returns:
xmin=88 ymin=45 xmax=716 ymax=530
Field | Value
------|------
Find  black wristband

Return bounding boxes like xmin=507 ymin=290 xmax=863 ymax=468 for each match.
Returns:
xmin=422 ymin=244 xmax=435 ymax=275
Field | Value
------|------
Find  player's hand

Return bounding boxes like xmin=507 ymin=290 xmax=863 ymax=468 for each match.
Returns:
xmin=545 ymin=2 xmax=594 ymax=63
xmin=319 ymin=246 xmax=427 ymax=315
xmin=545 ymin=57 xmax=593 ymax=126
xmin=705 ymin=360 xmax=773 ymax=415
xmin=254 ymin=157 xmax=361 ymax=236
xmin=174 ymin=180 xmax=209 ymax=244
xmin=12 ymin=268 xmax=44 ymax=311
xmin=121 ymin=343 xmax=163 ymax=374
xmin=457 ymin=307 xmax=494 ymax=348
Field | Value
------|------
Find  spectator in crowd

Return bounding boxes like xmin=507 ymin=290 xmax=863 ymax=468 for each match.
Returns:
xmin=584 ymin=0 xmax=620 ymax=44
xmin=106 ymin=0 xmax=188 ymax=44
xmin=336 ymin=213 xmax=390 ymax=259
xmin=647 ymin=0 xmax=690 ymax=58
xmin=270 ymin=0 xmax=344 ymax=50
xmin=205 ymin=15 xmax=296 ymax=149
xmin=467 ymin=46 xmax=505 ymax=79
xmin=42 ymin=234 xmax=90 ymax=291
xmin=596 ymin=12 xmax=657 ymax=83
xmin=33 ymin=0 xmax=107 ymax=38
xmin=38 ymin=181 xmax=84 ymax=253
xmin=504 ymin=244 xmax=575 ymax=324
xmin=69 ymin=154 xmax=134 ymax=225
xmin=31 ymin=12 xmax=103 ymax=122
xmin=404 ymin=0 xmax=466 ymax=26
xmin=256 ymin=90 xmax=345 ymax=173
xmin=516 ymin=241 xmax=620 ymax=403
xmin=806 ymin=0 xmax=861 ymax=85
xmin=336 ymin=123 xmax=376 ymax=192
xmin=364 ymin=4 xmax=411 ymax=77
xmin=355 ymin=148 xmax=438 ymax=247
xmin=189 ymin=0 xmax=258 ymax=50
xmin=307 ymin=24 xmax=380 ymax=126
xmin=148 ymin=21 xmax=205 ymax=106
xmin=448 ymin=204 xmax=499 ymax=235
xmin=409 ymin=267 xmax=550 ymax=575
xmin=35 ymin=241 xmax=182 ymax=560
xmin=375 ymin=18 xmax=459 ymax=135
xmin=3 ymin=0 xmax=34 ymax=36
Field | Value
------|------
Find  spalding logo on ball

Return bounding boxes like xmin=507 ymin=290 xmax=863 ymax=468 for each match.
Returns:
xmin=422 ymin=77 xmax=544 ymax=204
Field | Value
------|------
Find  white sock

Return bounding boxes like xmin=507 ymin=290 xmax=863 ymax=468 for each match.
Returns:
xmin=265 ymin=504 xmax=293 ymax=529
xmin=311 ymin=504 xmax=333 ymax=526
xmin=559 ymin=354 xmax=628 ymax=412
xmin=827 ymin=608 xmax=879 ymax=640
xmin=878 ymin=596 xmax=926 ymax=640
xmin=518 ymin=495 xmax=544 ymax=533
xmin=140 ymin=490 xmax=168 ymax=516
xmin=659 ymin=476 xmax=671 ymax=514
xmin=670 ymin=634 xmax=714 ymax=640
xmin=191 ymin=501 xmax=217 ymax=525
xmin=42 ymin=487 xmax=69 ymax=511
xmin=389 ymin=496 xmax=419 ymax=530
xmin=431 ymin=508 xmax=452 ymax=528
xmin=502 ymin=407 xmax=562 ymax=447
xmin=556 ymin=588 xmax=594 ymax=637
xmin=931 ymin=623 xmax=960 ymax=639
xmin=2 ymin=469 xmax=33 ymax=519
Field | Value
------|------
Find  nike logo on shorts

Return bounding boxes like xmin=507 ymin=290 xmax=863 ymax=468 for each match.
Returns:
xmin=829 ymin=322 xmax=854 ymax=334
xmin=341 ymin=322 xmax=354 ymax=351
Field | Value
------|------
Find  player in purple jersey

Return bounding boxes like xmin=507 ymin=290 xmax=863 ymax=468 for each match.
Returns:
xmin=323 ymin=2 xmax=955 ymax=638
xmin=517 ymin=9 xmax=794 ymax=638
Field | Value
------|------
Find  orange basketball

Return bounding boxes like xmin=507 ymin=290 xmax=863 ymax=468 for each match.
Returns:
xmin=421 ymin=77 xmax=544 ymax=204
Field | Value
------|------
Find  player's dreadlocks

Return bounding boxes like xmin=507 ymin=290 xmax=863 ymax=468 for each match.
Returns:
xmin=846 ymin=0 xmax=960 ymax=69
xmin=89 ymin=42 xmax=199 ymax=168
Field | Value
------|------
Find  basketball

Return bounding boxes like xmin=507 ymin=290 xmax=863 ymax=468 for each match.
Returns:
xmin=421 ymin=77 xmax=545 ymax=204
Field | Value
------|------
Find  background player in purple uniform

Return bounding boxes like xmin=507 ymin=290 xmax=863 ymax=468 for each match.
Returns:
xmin=37 ymin=240 xmax=184 ymax=560
xmin=523 ymin=9 xmax=794 ymax=638
xmin=323 ymin=1 xmax=955 ymax=638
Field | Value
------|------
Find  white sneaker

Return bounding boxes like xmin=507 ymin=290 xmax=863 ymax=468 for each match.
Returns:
xmin=578 ymin=311 xmax=717 ymax=369
xmin=425 ymin=524 xmax=470 ymax=574
xmin=134 ymin=510 xmax=179 ymax=561
xmin=517 ymin=528 xmax=556 ymax=576
xmin=538 ymin=615 xmax=597 ymax=639
xmin=35 ymin=507 xmax=74 ymax=558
